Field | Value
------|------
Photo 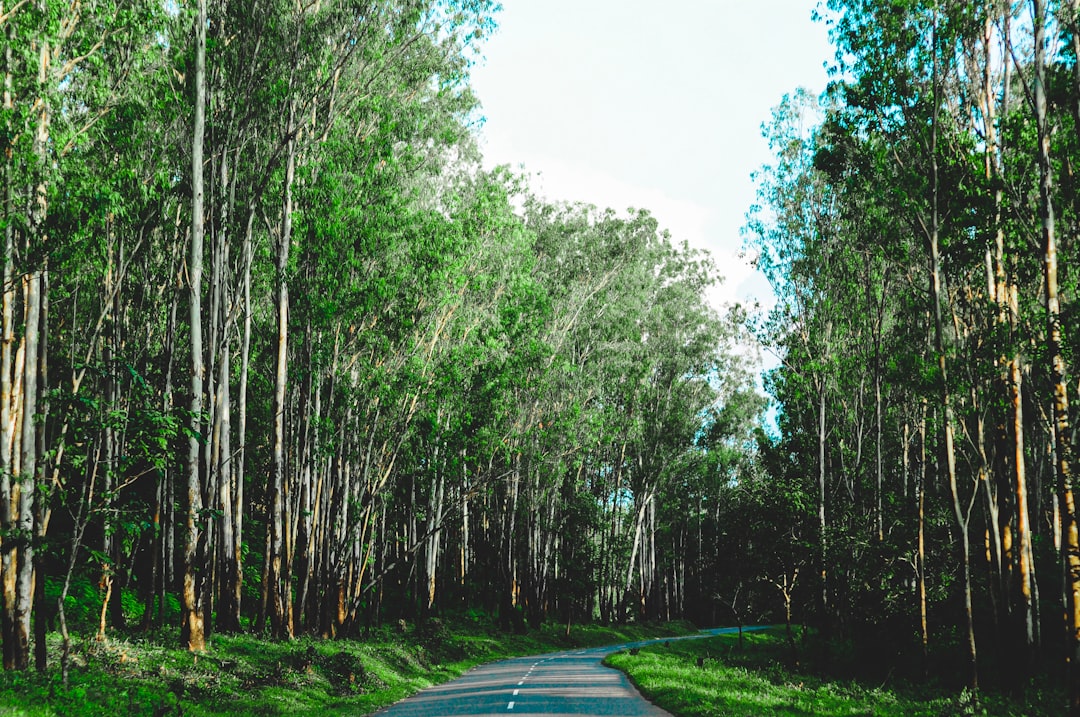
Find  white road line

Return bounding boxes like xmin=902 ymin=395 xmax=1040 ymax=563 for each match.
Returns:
xmin=507 ymin=701 xmax=515 ymax=710
xmin=513 ymin=689 xmax=519 ymax=696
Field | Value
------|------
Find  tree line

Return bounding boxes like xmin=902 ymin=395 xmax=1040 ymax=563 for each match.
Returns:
xmin=741 ymin=0 xmax=1080 ymax=712
xmin=0 ymin=0 xmax=759 ymax=675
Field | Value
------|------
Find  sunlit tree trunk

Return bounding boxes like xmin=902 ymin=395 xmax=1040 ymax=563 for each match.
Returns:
xmin=7 ymin=21 xmax=50 ymax=673
xmin=0 ymin=0 xmax=17 ymax=671
xmin=1033 ymin=2 xmax=1080 ymax=710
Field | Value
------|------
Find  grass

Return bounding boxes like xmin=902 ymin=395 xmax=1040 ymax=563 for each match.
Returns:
xmin=605 ymin=627 xmax=1063 ymax=717
xmin=0 ymin=616 xmax=695 ymax=716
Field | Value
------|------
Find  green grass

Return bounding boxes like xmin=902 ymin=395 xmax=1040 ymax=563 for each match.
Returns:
xmin=0 ymin=617 xmax=694 ymax=716
xmin=605 ymin=628 xmax=1062 ymax=717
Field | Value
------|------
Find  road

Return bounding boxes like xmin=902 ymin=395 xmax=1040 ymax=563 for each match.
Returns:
xmin=371 ymin=626 xmax=765 ymax=717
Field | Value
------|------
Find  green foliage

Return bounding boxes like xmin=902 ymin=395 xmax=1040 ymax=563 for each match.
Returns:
xmin=0 ymin=0 xmax=761 ymax=703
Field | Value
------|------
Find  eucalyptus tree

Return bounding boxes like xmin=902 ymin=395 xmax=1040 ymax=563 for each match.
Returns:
xmin=657 ymin=376 xmax=763 ymax=623
xmin=517 ymin=200 xmax=730 ymax=624
xmin=747 ymin=88 xmax=853 ymax=631
xmin=0 ymin=0 xmax=167 ymax=669
xmin=745 ymin=0 xmax=1080 ymax=703
xmin=1025 ymin=1 xmax=1080 ymax=706
xmin=815 ymin=0 xmax=1012 ymax=688
xmin=962 ymin=1 xmax=1041 ymax=662
xmin=497 ymin=201 xmax=641 ymax=627
xmin=0 ymin=0 xmax=776 ymax=671
xmin=617 ymin=240 xmax=725 ymax=621
xmin=323 ymin=165 xmax=534 ymax=628
xmin=164 ymin=0 xmax=500 ymax=643
xmin=182 ymin=0 xmax=209 ymax=653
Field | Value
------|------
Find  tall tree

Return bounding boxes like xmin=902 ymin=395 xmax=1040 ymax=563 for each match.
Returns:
xmin=182 ymin=0 xmax=208 ymax=653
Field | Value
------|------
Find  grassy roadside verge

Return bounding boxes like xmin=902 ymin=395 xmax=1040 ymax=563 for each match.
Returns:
xmin=0 ymin=618 xmax=694 ymax=716
xmin=605 ymin=627 xmax=1060 ymax=717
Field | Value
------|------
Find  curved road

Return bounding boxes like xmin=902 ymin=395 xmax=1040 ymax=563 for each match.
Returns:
xmin=372 ymin=626 xmax=764 ymax=717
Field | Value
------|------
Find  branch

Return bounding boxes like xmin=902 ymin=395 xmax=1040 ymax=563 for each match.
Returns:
xmin=59 ymin=105 xmax=110 ymax=157
xmin=0 ymin=0 xmax=30 ymax=26
xmin=59 ymin=35 xmax=108 ymax=77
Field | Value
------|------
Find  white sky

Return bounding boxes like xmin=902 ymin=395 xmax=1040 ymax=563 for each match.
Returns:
xmin=469 ymin=0 xmax=834 ymax=315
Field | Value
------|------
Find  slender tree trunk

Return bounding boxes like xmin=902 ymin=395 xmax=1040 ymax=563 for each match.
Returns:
xmin=269 ymin=95 xmax=297 ymax=639
xmin=1033 ymin=2 xmax=1080 ymax=710
xmin=875 ymin=365 xmax=883 ymax=542
xmin=461 ymin=464 xmax=469 ymax=594
xmin=0 ymin=0 xmax=17 ymax=670
xmin=929 ymin=12 xmax=977 ymax=690
xmin=182 ymin=0 xmax=208 ymax=652
xmin=162 ymin=242 xmax=182 ymax=622
xmin=293 ymin=334 xmax=316 ymax=630
xmin=918 ymin=400 xmax=929 ymax=678
xmin=215 ymin=306 xmax=237 ymax=631
xmin=1010 ymin=316 xmax=1035 ymax=654
xmin=622 ymin=494 xmax=648 ymax=621
xmin=817 ymin=372 xmax=828 ymax=624
xmin=425 ymin=441 xmax=446 ymax=613
xmin=234 ymin=205 xmax=254 ymax=634
xmin=9 ymin=24 xmax=50 ymax=673
xmin=14 ymin=270 xmax=40 ymax=671
xmin=213 ymin=144 xmax=240 ymax=633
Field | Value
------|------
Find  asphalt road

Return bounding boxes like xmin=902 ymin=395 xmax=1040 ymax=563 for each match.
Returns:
xmin=371 ymin=626 xmax=765 ymax=717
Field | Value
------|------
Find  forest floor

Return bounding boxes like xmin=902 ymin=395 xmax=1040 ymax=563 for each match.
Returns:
xmin=606 ymin=626 xmax=1063 ymax=716
xmin=0 ymin=614 xmax=694 ymax=716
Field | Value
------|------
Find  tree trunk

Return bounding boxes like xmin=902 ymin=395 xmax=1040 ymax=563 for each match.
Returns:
xmin=817 ymin=370 xmax=828 ymax=625
xmin=14 ymin=269 xmax=41 ymax=671
xmin=234 ymin=205 xmax=254 ymax=633
xmin=918 ymin=401 xmax=929 ymax=678
xmin=1033 ymin=2 xmax=1080 ymax=710
xmin=8 ymin=26 xmax=50 ymax=673
xmin=929 ymin=12 xmax=976 ymax=690
xmin=1010 ymin=322 xmax=1035 ymax=656
xmin=182 ymin=0 xmax=208 ymax=653
xmin=0 ymin=1 xmax=17 ymax=670
xmin=269 ymin=95 xmax=297 ymax=639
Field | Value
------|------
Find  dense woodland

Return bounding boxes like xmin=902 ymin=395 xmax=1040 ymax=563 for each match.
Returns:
xmin=0 ymin=0 xmax=760 ymax=680
xmin=742 ymin=0 xmax=1080 ymax=711
xmin=8 ymin=0 xmax=1080 ymax=714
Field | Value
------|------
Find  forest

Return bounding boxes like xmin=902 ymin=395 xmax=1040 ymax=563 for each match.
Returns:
xmin=0 ymin=0 xmax=758 ymax=682
xmin=6 ymin=0 xmax=1080 ymax=714
xmin=743 ymin=0 xmax=1080 ymax=712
